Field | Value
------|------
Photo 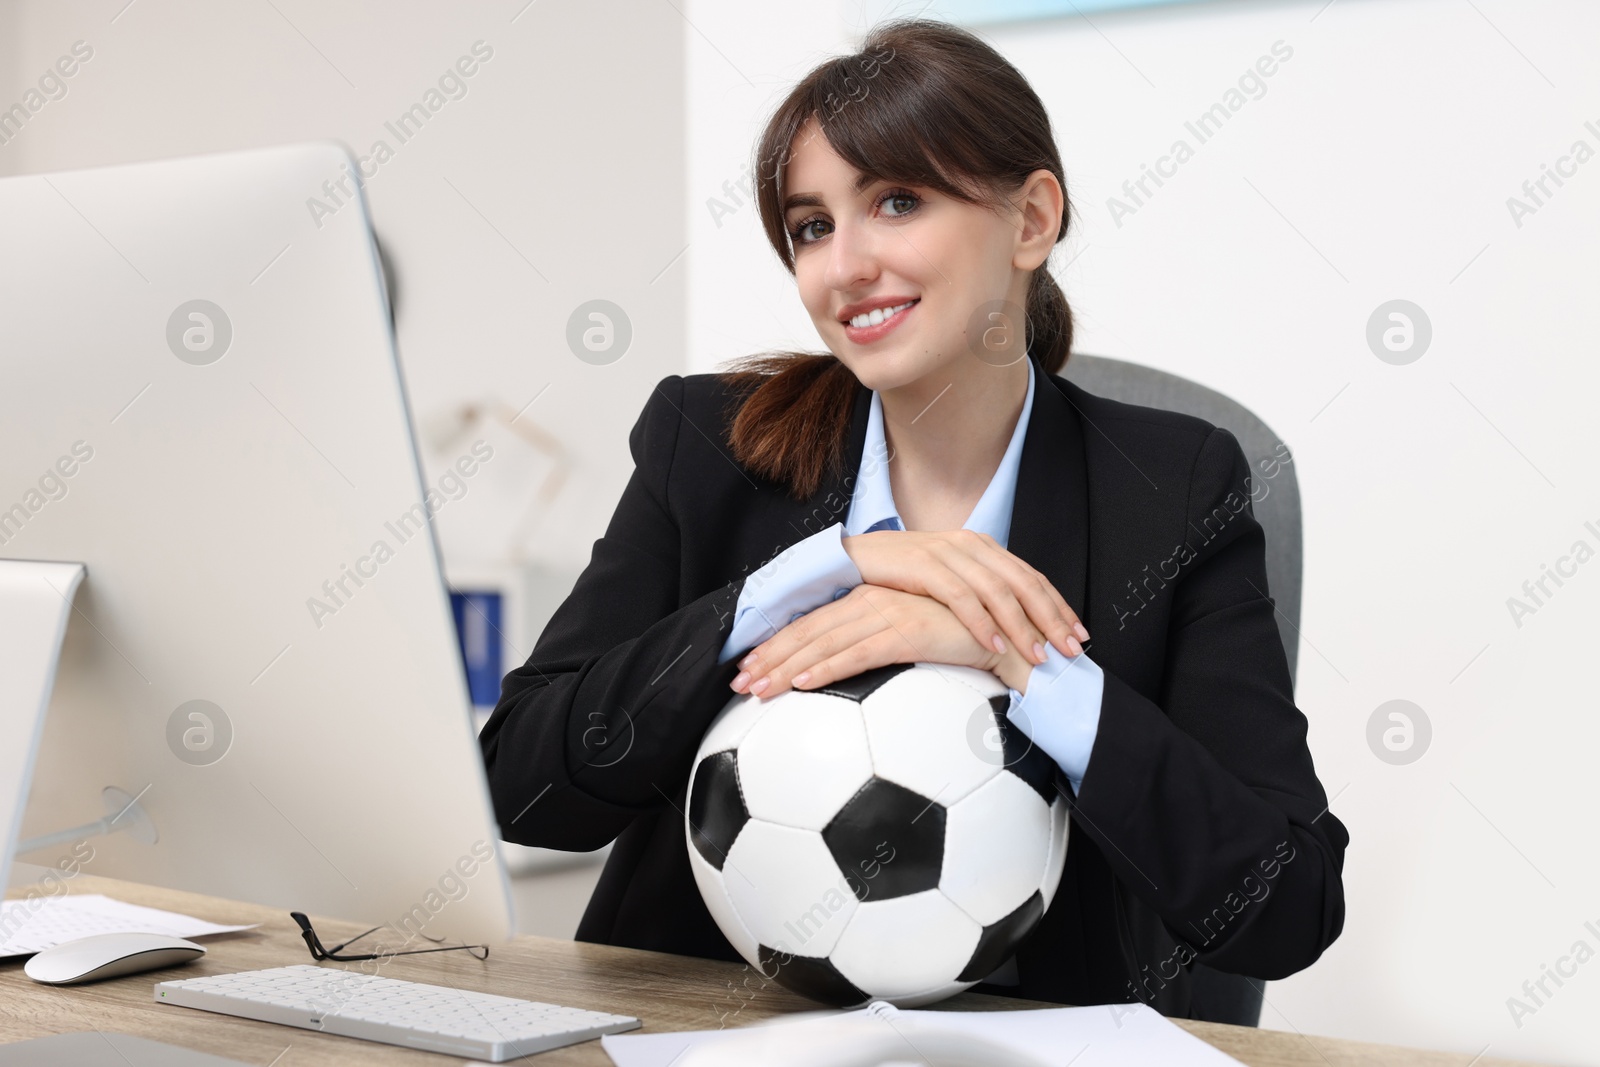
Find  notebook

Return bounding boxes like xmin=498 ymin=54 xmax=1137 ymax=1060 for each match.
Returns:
xmin=601 ymin=996 xmax=1246 ymax=1066
xmin=0 ymin=894 xmax=256 ymax=958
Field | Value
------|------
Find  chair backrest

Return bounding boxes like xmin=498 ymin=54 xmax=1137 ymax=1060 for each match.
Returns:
xmin=1061 ymin=352 xmax=1298 ymax=1028
xmin=1060 ymin=354 xmax=1302 ymax=688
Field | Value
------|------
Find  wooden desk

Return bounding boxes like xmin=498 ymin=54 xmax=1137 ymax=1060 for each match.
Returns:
xmin=2 ymin=875 xmax=1527 ymax=1066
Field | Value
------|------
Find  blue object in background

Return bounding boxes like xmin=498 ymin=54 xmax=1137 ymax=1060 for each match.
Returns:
xmin=941 ymin=0 xmax=1214 ymax=23
xmin=450 ymin=589 xmax=503 ymax=710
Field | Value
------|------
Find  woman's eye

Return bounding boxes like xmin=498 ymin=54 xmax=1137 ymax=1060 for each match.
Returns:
xmin=790 ymin=190 xmax=918 ymax=246
xmin=792 ymin=218 xmax=831 ymax=243
xmin=881 ymin=190 xmax=918 ymax=217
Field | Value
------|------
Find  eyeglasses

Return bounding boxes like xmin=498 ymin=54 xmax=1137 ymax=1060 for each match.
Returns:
xmin=290 ymin=911 xmax=490 ymax=963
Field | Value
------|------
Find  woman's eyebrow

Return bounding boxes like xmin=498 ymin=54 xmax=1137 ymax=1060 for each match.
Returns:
xmin=782 ymin=172 xmax=887 ymax=215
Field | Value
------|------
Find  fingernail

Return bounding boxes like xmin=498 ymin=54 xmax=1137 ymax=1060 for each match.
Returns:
xmin=1033 ymin=642 xmax=1047 ymax=663
xmin=793 ymin=670 xmax=811 ymax=687
xmin=1074 ymin=622 xmax=1089 ymax=642
xmin=740 ymin=652 xmax=757 ymax=668
xmin=1067 ymin=637 xmax=1083 ymax=657
xmin=731 ymin=671 xmax=750 ymax=690
xmin=992 ymin=635 xmax=1006 ymax=654
xmin=750 ymin=677 xmax=770 ymax=695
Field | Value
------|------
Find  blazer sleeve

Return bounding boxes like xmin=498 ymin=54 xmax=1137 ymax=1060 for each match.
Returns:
xmin=718 ymin=521 xmax=862 ymax=665
xmin=1071 ymin=426 xmax=1348 ymax=981
xmin=478 ymin=375 xmax=747 ymax=853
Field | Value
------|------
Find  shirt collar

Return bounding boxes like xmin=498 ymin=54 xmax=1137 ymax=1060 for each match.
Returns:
xmin=844 ymin=355 xmax=1036 ymax=550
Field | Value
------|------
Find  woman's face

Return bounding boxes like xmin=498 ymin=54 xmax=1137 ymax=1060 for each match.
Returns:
xmin=780 ymin=119 xmax=1052 ymax=393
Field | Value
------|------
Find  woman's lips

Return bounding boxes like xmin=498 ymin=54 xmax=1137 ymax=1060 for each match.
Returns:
xmin=842 ymin=299 xmax=918 ymax=345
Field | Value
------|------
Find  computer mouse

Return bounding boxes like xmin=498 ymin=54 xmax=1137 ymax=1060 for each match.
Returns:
xmin=24 ymin=932 xmax=206 ymax=985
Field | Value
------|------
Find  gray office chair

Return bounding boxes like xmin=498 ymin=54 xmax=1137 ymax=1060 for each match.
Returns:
xmin=1061 ymin=353 xmax=1302 ymax=1028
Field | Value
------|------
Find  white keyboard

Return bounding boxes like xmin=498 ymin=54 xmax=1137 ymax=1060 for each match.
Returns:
xmin=154 ymin=964 xmax=640 ymax=1061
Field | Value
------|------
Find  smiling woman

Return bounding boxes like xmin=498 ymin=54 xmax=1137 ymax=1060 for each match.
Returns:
xmin=479 ymin=16 xmax=1346 ymax=1029
xmin=718 ymin=20 xmax=1074 ymax=502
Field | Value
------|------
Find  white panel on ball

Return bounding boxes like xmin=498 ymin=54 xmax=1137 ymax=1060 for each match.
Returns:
xmin=724 ymin=819 xmax=858 ymax=958
xmin=830 ymin=888 xmax=983 ymax=1000
xmin=695 ymin=691 xmax=769 ymax=761
xmin=860 ymin=666 xmax=1006 ymax=806
xmin=940 ymin=772 xmax=1053 ymax=925
xmin=735 ymin=694 xmax=873 ymax=830
xmin=685 ymin=838 xmax=762 ymax=964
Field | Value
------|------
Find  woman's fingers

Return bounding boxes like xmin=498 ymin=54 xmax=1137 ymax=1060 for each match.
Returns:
xmin=741 ymin=532 xmax=1090 ymax=698
xmin=731 ymin=585 xmax=1054 ymax=699
xmin=732 ymin=587 xmax=870 ymax=693
xmin=967 ymin=535 xmax=1087 ymax=654
xmin=737 ymin=602 xmax=911 ymax=698
xmin=936 ymin=535 xmax=1083 ymax=660
xmin=769 ymin=629 xmax=907 ymax=698
xmin=1019 ymin=557 xmax=1089 ymax=644
xmin=879 ymin=535 xmax=1035 ymax=663
xmin=918 ymin=552 xmax=1042 ymax=663
xmin=848 ymin=534 xmax=1020 ymax=655
xmin=1007 ymin=554 xmax=1088 ymax=646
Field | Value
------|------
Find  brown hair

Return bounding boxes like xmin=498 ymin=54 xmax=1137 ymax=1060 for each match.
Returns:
xmin=715 ymin=17 xmax=1075 ymax=501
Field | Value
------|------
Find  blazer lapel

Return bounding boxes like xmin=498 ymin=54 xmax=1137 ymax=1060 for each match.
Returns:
xmin=801 ymin=360 xmax=1090 ymax=630
xmin=1007 ymin=365 xmax=1091 ymax=629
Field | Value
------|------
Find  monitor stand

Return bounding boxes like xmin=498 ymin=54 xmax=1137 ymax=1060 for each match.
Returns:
xmin=0 ymin=561 xmax=158 ymax=889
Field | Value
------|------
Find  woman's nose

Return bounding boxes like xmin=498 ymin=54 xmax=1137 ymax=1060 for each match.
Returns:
xmin=822 ymin=222 xmax=880 ymax=292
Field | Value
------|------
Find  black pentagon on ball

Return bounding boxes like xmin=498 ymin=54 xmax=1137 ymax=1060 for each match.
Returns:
xmin=957 ymin=890 xmax=1045 ymax=982
xmin=822 ymin=776 xmax=944 ymax=902
xmin=688 ymin=749 xmax=746 ymax=870
xmin=988 ymin=694 xmax=1060 ymax=804
xmin=816 ymin=662 xmax=913 ymax=702
xmin=757 ymin=945 xmax=870 ymax=1008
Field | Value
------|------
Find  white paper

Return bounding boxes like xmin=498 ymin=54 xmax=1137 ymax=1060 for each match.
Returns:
xmin=602 ymin=997 xmax=1245 ymax=1067
xmin=0 ymin=893 xmax=257 ymax=958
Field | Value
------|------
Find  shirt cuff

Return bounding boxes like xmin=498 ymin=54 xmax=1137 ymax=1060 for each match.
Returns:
xmin=1004 ymin=644 xmax=1104 ymax=796
xmin=717 ymin=522 xmax=864 ymax=665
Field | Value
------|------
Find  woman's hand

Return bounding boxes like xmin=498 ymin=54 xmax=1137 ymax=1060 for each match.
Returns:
xmin=729 ymin=583 xmax=1039 ymax=700
xmin=841 ymin=528 xmax=1087 ymax=666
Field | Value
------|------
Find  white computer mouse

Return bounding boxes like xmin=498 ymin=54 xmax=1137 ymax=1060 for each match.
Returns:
xmin=24 ymin=932 xmax=206 ymax=985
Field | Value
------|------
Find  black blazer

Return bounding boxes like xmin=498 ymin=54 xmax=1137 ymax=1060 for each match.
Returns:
xmin=479 ymin=362 xmax=1348 ymax=1017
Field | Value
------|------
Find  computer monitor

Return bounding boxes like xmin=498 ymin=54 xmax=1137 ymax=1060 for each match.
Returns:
xmin=0 ymin=142 xmax=516 ymax=944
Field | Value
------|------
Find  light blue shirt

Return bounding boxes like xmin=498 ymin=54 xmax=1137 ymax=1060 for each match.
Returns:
xmin=716 ymin=357 xmax=1104 ymax=795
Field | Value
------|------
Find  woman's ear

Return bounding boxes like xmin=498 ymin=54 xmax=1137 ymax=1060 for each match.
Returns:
xmin=1013 ymin=168 xmax=1064 ymax=272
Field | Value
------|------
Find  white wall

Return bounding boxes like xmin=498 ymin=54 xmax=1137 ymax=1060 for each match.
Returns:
xmin=0 ymin=0 xmax=687 ymax=597
xmin=687 ymin=0 xmax=1600 ymax=1063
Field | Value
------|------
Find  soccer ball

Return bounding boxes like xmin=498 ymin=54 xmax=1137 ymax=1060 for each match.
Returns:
xmin=685 ymin=662 xmax=1070 ymax=1008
